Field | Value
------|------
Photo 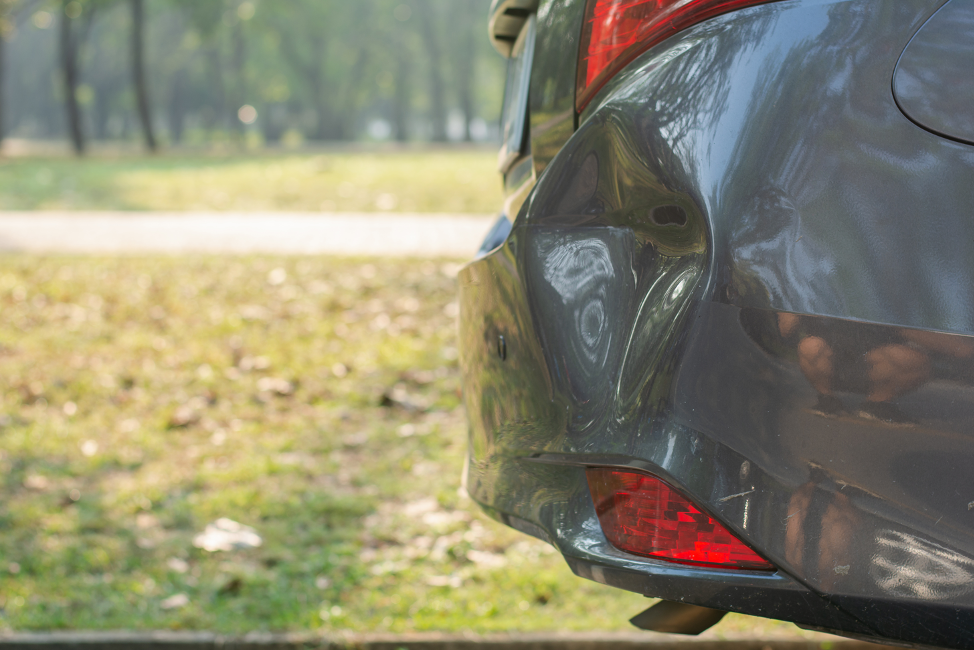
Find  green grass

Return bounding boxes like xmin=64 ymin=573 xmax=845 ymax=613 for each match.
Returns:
xmin=0 ymin=256 xmax=811 ymax=637
xmin=0 ymin=150 xmax=501 ymax=213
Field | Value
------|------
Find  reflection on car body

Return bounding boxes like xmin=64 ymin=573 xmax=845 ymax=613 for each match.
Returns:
xmin=461 ymin=1 xmax=974 ymax=648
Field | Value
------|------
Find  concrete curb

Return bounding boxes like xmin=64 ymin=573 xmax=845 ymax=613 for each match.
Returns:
xmin=0 ymin=632 xmax=899 ymax=650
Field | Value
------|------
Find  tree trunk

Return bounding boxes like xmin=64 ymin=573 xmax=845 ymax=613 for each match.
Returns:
xmin=131 ymin=0 xmax=156 ymax=151
xmin=417 ymin=0 xmax=446 ymax=142
xmin=310 ymin=36 xmax=327 ymax=140
xmin=459 ymin=79 xmax=473 ymax=141
xmin=312 ymin=77 xmax=329 ymax=140
xmin=205 ymin=47 xmax=225 ymax=131
xmin=260 ymin=103 xmax=282 ymax=143
xmin=339 ymin=47 xmax=368 ymax=140
xmin=0 ymin=0 xmax=30 ymax=142
xmin=0 ymin=23 xmax=5 ymax=144
xmin=60 ymin=0 xmax=84 ymax=155
xmin=93 ymin=81 xmax=111 ymax=139
xmin=231 ymin=17 xmax=245 ymax=138
xmin=451 ymin=3 xmax=475 ymax=142
xmin=168 ymin=69 xmax=186 ymax=144
xmin=392 ymin=35 xmax=409 ymax=142
xmin=276 ymin=20 xmax=328 ymax=141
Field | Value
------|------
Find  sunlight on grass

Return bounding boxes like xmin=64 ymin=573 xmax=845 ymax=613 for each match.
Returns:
xmin=0 ymin=256 xmax=809 ymax=638
xmin=0 ymin=151 xmax=501 ymax=213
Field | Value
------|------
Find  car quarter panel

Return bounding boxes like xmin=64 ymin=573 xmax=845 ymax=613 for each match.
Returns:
xmin=461 ymin=0 xmax=974 ymax=646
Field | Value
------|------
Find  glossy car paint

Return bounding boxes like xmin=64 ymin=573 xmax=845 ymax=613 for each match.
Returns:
xmin=496 ymin=0 xmax=587 ymax=225
xmin=894 ymin=0 xmax=974 ymax=145
xmin=462 ymin=0 xmax=974 ymax=647
xmin=525 ymin=0 xmax=586 ymax=176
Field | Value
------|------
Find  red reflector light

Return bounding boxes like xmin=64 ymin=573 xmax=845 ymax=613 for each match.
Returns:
xmin=587 ymin=468 xmax=774 ymax=570
xmin=576 ymin=0 xmax=776 ymax=111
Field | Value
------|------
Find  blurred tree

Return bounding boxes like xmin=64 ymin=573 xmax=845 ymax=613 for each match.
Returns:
xmin=447 ymin=1 xmax=476 ymax=141
xmin=60 ymin=0 xmax=87 ymax=153
xmin=393 ymin=28 xmax=411 ymax=142
xmin=416 ymin=0 xmax=445 ymax=142
xmin=260 ymin=0 xmax=374 ymax=140
xmin=0 ymin=0 xmax=24 ymax=143
xmin=229 ymin=1 xmax=246 ymax=138
xmin=130 ymin=0 xmax=155 ymax=150
xmin=158 ymin=7 xmax=189 ymax=142
xmin=86 ymin=5 xmax=128 ymax=140
xmin=262 ymin=0 xmax=328 ymax=139
xmin=1 ymin=0 xmax=504 ymax=146
xmin=163 ymin=0 xmax=222 ymax=139
xmin=262 ymin=0 xmax=370 ymax=140
xmin=58 ymin=0 xmax=115 ymax=154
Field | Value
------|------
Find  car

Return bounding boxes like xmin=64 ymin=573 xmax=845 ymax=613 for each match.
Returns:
xmin=458 ymin=0 xmax=974 ymax=648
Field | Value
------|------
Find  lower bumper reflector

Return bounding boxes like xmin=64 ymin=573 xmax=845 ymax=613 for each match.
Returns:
xmin=586 ymin=468 xmax=774 ymax=570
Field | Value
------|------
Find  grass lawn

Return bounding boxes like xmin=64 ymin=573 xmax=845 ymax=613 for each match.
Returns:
xmin=0 ymin=150 xmax=501 ymax=213
xmin=0 ymin=255 xmax=810 ymax=638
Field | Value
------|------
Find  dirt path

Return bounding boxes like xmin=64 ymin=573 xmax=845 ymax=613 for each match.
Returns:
xmin=0 ymin=212 xmax=496 ymax=257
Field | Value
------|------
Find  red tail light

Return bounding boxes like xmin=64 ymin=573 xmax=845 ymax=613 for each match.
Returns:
xmin=576 ymin=0 xmax=776 ymax=112
xmin=587 ymin=468 xmax=774 ymax=570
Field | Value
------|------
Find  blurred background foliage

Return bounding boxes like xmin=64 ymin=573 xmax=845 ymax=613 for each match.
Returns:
xmin=0 ymin=1 xmax=814 ymax=639
xmin=0 ymin=0 xmax=505 ymax=154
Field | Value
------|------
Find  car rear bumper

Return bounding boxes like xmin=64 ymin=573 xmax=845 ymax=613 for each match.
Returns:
xmin=460 ymin=0 xmax=974 ymax=647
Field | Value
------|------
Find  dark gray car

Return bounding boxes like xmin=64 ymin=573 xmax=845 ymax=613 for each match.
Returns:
xmin=459 ymin=0 xmax=974 ymax=647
